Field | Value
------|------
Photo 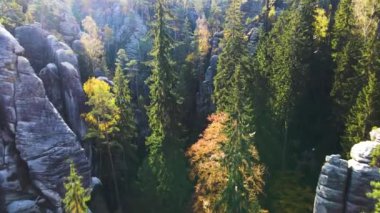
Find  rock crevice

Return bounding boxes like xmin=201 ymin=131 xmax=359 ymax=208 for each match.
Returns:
xmin=314 ymin=130 xmax=380 ymax=212
xmin=0 ymin=25 xmax=91 ymax=212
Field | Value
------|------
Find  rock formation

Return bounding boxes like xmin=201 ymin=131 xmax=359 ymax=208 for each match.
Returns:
xmin=0 ymin=25 xmax=91 ymax=211
xmin=15 ymin=24 xmax=87 ymax=140
xmin=314 ymin=129 xmax=380 ymax=212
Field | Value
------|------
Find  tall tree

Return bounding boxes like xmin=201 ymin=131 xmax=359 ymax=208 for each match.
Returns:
xmin=63 ymin=162 xmax=90 ymax=213
xmin=113 ymin=49 xmax=139 ymax=204
xmin=255 ymin=2 xmax=313 ymax=169
xmin=213 ymin=0 xmax=264 ymax=211
xmin=330 ymin=0 xmax=364 ymax=133
xmin=114 ymin=49 xmax=137 ymax=145
xmin=83 ymin=78 xmax=121 ymax=211
xmin=341 ymin=34 xmax=380 ymax=154
xmin=138 ymin=0 xmax=190 ymax=211
xmin=331 ymin=0 xmax=380 ymax=155
xmin=81 ymin=16 xmax=106 ymax=75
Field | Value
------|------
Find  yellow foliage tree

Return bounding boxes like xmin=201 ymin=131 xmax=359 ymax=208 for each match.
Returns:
xmin=195 ymin=15 xmax=211 ymax=57
xmin=83 ymin=77 xmax=120 ymax=140
xmin=83 ymin=77 xmax=122 ymax=209
xmin=313 ymin=7 xmax=329 ymax=40
xmin=80 ymin=16 xmax=105 ymax=72
xmin=186 ymin=113 xmax=265 ymax=213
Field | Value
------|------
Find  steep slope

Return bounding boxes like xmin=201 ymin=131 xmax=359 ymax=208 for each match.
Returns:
xmin=0 ymin=24 xmax=91 ymax=212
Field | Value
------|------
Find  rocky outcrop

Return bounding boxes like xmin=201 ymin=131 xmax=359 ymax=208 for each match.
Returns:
xmin=15 ymin=24 xmax=87 ymax=140
xmin=313 ymin=130 xmax=380 ymax=213
xmin=0 ymin=25 xmax=91 ymax=211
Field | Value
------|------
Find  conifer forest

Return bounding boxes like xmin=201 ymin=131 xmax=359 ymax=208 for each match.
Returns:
xmin=1 ymin=0 xmax=380 ymax=212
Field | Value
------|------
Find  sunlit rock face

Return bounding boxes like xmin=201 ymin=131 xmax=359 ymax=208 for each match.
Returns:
xmin=314 ymin=130 xmax=380 ymax=213
xmin=0 ymin=25 xmax=91 ymax=211
xmin=15 ymin=24 xmax=87 ymax=140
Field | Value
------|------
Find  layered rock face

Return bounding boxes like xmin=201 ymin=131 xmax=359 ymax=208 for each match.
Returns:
xmin=15 ymin=24 xmax=87 ymax=140
xmin=314 ymin=131 xmax=380 ymax=212
xmin=0 ymin=25 xmax=91 ymax=211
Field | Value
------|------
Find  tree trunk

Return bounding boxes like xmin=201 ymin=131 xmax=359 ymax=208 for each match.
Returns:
xmin=107 ymin=142 xmax=122 ymax=212
xmin=281 ymin=119 xmax=288 ymax=170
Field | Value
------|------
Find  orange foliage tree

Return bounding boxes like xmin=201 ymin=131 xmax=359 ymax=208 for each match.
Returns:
xmin=186 ymin=113 xmax=265 ymax=213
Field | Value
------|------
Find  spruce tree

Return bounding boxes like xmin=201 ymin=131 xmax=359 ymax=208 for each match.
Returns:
xmin=330 ymin=0 xmax=364 ymax=129
xmin=138 ymin=0 xmax=190 ymax=211
xmin=113 ymin=49 xmax=138 ymax=202
xmin=254 ymin=2 xmax=313 ymax=169
xmin=63 ymin=162 xmax=90 ymax=213
xmin=114 ymin=49 xmax=137 ymax=144
xmin=213 ymin=0 xmax=247 ymax=112
xmin=213 ymin=0 xmax=264 ymax=211
xmin=341 ymin=35 xmax=380 ymax=154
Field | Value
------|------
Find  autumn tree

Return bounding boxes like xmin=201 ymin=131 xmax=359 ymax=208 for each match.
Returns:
xmin=81 ymin=16 xmax=106 ymax=74
xmin=187 ymin=113 xmax=264 ymax=213
xmin=63 ymin=162 xmax=90 ymax=213
xmin=83 ymin=77 xmax=121 ymax=211
xmin=313 ymin=7 xmax=329 ymax=41
xmin=195 ymin=15 xmax=211 ymax=58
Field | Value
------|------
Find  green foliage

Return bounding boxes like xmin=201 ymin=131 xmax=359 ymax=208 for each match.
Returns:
xmin=330 ymin=0 xmax=364 ymax=127
xmin=0 ymin=0 xmax=25 ymax=30
xmin=113 ymin=48 xmax=139 ymax=200
xmin=114 ymin=49 xmax=137 ymax=143
xmin=369 ymin=139 xmax=380 ymax=213
xmin=254 ymin=2 xmax=314 ymax=169
xmin=330 ymin=0 xmax=380 ymax=156
xmin=63 ymin=162 xmax=90 ymax=213
xmin=213 ymin=0 xmax=247 ymax=112
xmin=267 ymin=171 xmax=314 ymax=213
xmin=213 ymin=0 xmax=265 ymax=212
xmin=137 ymin=0 xmax=190 ymax=211
xmin=368 ymin=180 xmax=380 ymax=213
xmin=342 ymin=37 xmax=380 ymax=155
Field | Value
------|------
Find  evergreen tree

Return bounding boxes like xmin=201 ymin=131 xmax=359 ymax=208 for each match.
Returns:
xmin=63 ymin=162 xmax=90 ymax=213
xmin=213 ymin=0 xmax=247 ymax=112
xmin=341 ymin=35 xmax=380 ymax=154
xmin=213 ymin=0 xmax=264 ymax=211
xmin=114 ymin=49 xmax=137 ymax=144
xmin=330 ymin=0 xmax=364 ymax=130
xmin=254 ymin=2 xmax=313 ymax=169
xmin=113 ymin=48 xmax=139 ymax=204
xmin=138 ymin=0 xmax=190 ymax=211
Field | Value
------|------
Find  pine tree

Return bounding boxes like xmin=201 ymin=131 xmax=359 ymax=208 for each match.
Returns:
xmin=213 ymin=0 xmax=247 ymax=112
xmin=254 ymin=2 xmax=313 ymax=169
xmin=330 ymin=0 xmax=364 ymax=129
xmin=63 ymin=162 xmax=90 ymax=213
xmin=213 ymin=0 xmax=264 ymax=211
xmin=341 ymin=35 xmax=380 ymax=154
xmin=113 ymin=49 xmax=138 ymax=202
xmin=138 ymin=0 xmax=190 ymax=211
xmin=114 ymin=49 xmax=137 ymax=144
